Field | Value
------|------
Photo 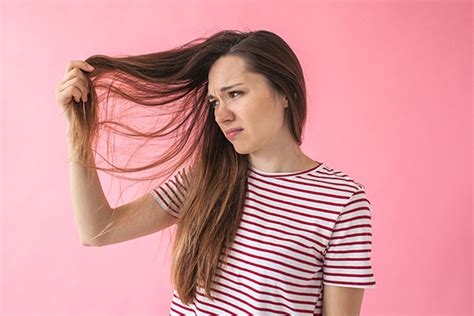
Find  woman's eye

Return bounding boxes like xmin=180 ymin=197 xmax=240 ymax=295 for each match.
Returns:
xmin=209 ymin=100 xmax=217 ymax=108
xmin=209 ymin=91 xmax=242 ymax=108
xmin=229 ymin=91 xmax=241 ymax=98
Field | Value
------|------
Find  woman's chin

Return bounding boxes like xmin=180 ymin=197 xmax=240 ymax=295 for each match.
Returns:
xmin=232 ymin=144 xmax=250 ymax=155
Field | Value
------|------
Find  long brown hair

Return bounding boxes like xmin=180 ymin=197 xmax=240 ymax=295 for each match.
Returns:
xmin=67 ymin=29 xmax=308 ymax=305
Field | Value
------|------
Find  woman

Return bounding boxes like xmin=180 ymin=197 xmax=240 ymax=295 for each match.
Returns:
xmin=55 ymin=29 xmax=376 ymax=315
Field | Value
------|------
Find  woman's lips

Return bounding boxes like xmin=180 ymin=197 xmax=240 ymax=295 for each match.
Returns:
xmin=226 ymin=129 xmax=243 ymax=140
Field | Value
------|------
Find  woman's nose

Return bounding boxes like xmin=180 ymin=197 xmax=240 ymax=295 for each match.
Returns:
xmin=214 ymin=103 xmax=234 ymax=123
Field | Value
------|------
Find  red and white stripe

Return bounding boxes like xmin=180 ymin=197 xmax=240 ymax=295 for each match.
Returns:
xmin=150 ymin=162 xmax=376 ymax=315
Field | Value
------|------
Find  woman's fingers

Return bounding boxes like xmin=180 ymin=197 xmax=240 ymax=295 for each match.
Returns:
xmin=55 ymin=60 xmax=95 ymax=120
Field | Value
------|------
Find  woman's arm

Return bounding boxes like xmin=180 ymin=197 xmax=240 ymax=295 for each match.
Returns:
xmin=322 ymin=285 xmax=365 ymax=316
xmin=67 ymin=123 xmax=112 ymax=245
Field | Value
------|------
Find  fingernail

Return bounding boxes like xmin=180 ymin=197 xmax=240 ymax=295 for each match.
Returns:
xmin=88 ymin=65 xmax=94 ymax=70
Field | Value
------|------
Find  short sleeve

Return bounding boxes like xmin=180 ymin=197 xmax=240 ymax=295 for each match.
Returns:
xmin=322 ymin=189 xmax=376 ymax=289
xmin=148 ymin=166 xmax=189 ymax=219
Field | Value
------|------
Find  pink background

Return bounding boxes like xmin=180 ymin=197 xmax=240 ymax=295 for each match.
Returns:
xmin=0 ymin=0 xmax=472 ymax=315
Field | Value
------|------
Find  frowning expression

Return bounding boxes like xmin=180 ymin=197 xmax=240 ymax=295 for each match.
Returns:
xmin=207 ymin=55 xmax=288 ymax=154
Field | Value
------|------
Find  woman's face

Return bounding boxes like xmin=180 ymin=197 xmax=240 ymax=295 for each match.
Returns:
xmin=207 ymin=55 xmax=289 ymax=155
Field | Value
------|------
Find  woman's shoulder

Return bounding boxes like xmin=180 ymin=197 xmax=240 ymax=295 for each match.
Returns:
xmin=319 ymin=162 xmax=367 ymax=192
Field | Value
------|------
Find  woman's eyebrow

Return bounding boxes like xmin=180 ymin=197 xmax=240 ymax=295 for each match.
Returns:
xmin=207 ymin=83 xmax=244 ymax=100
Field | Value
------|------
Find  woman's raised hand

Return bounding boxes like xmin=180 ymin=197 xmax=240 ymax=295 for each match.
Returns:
xmin=55 ymin=60 xmax=95 ymax=122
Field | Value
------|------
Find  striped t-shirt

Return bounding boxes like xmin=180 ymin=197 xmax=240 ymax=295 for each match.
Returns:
xmin=149 ymin=161 xmax=376 ymax=315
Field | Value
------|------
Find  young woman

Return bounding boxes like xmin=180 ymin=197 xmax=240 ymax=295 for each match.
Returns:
xmin=55 ymin=29 xmax=376 ymax=315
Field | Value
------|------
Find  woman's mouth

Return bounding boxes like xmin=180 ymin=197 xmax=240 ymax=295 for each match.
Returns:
xmin=226 ymin=129 xmax=243 ymax=140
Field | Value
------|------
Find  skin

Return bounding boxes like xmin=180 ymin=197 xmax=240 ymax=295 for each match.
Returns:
xmin=207 ymin=55 xmax=319 ymax=173
xmin=322 ymin=285 xmax=365 ymax=316
xmin=208 ymin=55 xmax=366 ymax=315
